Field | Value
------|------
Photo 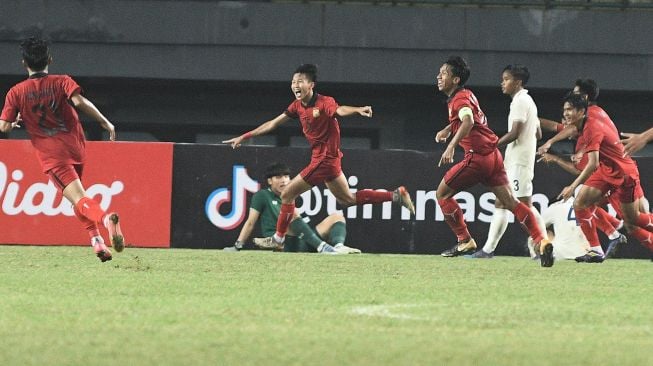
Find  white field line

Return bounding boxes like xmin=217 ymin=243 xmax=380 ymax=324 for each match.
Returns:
xmin=350 ymin=303 xmax=435 ymax=321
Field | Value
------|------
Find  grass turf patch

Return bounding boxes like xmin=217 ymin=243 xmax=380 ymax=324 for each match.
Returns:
xmin=1 ymin=246 xmax=652 ymax=365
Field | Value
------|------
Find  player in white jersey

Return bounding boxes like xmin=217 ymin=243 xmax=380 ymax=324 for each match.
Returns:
xmin=468 ymin=64 xmax=548 ymax=258
xmin=542 ymin=197 xmax=591 ymax=260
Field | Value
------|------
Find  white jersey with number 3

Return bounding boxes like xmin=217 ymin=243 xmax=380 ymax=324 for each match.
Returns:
xmin=504 ymin=89 xmax=539 ymax=169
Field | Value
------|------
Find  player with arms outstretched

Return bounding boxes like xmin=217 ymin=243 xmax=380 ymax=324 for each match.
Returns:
xmin=0 ymin=37 xmax=124 ymax=262
xmin=223 ymin=64 xmax=415 ymax=249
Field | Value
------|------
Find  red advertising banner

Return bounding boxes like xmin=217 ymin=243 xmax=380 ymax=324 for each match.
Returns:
xmin=0 ymin=140 xmax=172 ymax=247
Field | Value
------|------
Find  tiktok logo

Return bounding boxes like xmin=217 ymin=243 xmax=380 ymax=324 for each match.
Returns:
xmin=205 ymin=165 xmax=260 ymax=230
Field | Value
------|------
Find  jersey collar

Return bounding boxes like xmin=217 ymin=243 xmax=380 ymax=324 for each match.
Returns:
xmin=28 ymin=72 xmax=48 ymax=79
xmin=446 ymin=87 xmax=464 ymax=103
xmin=514 ymin=88 xmax=528 ymax=98
xmin=302 ymin=92 xmax=318 ymax=108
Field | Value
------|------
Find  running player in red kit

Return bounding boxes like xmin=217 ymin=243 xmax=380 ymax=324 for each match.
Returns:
xmin=434 ymin=56 xmax=553 ymax=267
xmin=0 ymin=37 xmax=124 ymax=262
xmin=556 ymin=93 xmax=653 ymax=258
xmin=223 ymin=64 xmax=415 ymax=248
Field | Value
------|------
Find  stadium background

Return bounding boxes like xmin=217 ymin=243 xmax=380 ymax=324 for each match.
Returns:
xmin=1 ymin=0 xmax=652 ymax=256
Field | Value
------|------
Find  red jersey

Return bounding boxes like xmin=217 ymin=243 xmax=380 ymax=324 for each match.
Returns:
xmin=284 ymin=93 xmax=342 ymax=161
xmin=574 ymin=104 xmax=639 ymax=178
xmin=578 ymin=114 xmax=638 ymax=185
xmin=574 ymin=133 xmax=589 ymax=171
xmin=447 ymin=88 xmax=498 ymax=155
xmin=588 ymin=104 xmax=618 ymax=135
xmin=1 ymin=73 xmax=85 ymax=172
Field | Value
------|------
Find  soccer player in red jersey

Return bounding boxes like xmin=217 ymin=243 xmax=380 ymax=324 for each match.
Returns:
xmin=433 ymin=56 xmax=553 ymax=267
xmin=0 ymin=37 xmax=124 ymax=262
xmin=538 ymin=80 xmax=649 ymax=259
xmin=223 ymin=64 xmax=415 ymax=248
xmin=557 ymin=93 xmax=653 ymax=260
xmin=538 ymin=146 xmax=627 ymax=260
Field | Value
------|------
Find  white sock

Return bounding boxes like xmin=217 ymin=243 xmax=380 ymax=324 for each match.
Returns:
xmin=483 ymin=208 xmax=509 ymax=253
xmin=607 ymin=230 xmax=620 ymax=240
xmin=591 ymin=246 xmax=605 ymax=255
xmin=530 ymin=206 xmax=548 ymax=241
xmin=273 ymin=233 xmax=285 ymax=244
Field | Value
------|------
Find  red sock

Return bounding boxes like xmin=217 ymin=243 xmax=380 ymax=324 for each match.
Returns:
xmin=630 ymin=227 xmax=653 ymax=251
xmin=73 ymin=204 xmax=100 ymax=238
xmin=574 ymin=207 xmax=600 ymax=247
xmin=437 ymin=198 xmax=470 ymax=242
xmin=512 ymin=202 xmax=544 ymax=244
xmin=275 ymin=203 xmax=295 ymax=238
xmin=596 ymin=207 xmax=621 ymax=228
xmin=74 ymin=197 xmax=106 ymax=225
xmin=355 ymin=190 xmax=393 ymax=205
xmin=635 ymin=213 xmax=653 ymax=233
xmin=594 ymin=206 xmax=618 ymax=237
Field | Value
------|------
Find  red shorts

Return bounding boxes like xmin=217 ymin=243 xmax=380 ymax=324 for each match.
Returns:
xmin=47 ymin=164 xmax=84 ymax=191
xmin=585 ymin=172 xmax=643 ymax=205
xmin=300 ymin=158 xmax=342 ymax=186
xmin=443 ymin=149 xmax=509 ymax=191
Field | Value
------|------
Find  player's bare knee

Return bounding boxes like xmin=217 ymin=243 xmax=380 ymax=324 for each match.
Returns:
xmin=330 ymin=212 xmax=346 ymax=223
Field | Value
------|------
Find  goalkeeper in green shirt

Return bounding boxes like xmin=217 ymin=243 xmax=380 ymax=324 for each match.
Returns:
xmin=224 ymin=162 xmax=360 ymax=254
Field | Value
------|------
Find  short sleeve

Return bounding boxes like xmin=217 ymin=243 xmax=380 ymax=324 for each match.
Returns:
xmin=250 ymin=190 xmax=266 ymax=212
xmin=509 ymin=97 xmax=528 ymax=124
xmin=284 ymin=101 xmax=298 ymax=119
xmin=322 ymin=96 xmax=339 ymax=118
xmin=61 ymin=75 xmax=82 ymax=99
xmin=0 ymin=89 xmax=19 ymax=122
xmin=451 ymin=94 xmax=471 ymax=121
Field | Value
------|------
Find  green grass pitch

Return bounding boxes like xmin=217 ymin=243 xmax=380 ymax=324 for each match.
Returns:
xmin=1 ymin=245 xmax=652 ymax=366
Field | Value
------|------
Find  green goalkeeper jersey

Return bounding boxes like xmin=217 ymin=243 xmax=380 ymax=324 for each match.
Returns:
xmin=250 ymin=188 xmax=282 ymax=237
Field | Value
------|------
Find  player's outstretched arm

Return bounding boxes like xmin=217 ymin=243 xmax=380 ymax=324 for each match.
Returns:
xmin=539 ymin=117 xmax=563 ymax=133
xmin=621 ymin=127 xmax=653 ymax=156
xmin=336 ymin=105 xmax=372 ymax=118
xmin=537 ymin=124 xmax=578 ymax=155
xmin=557 ymin=150 xmax=598 ymax=202
xmin=537 ymin=152 xmax=581 ymax=176
xmin=70 ymin=93 xmax=116 ymax=141
xmin=222 ymin=113 xmax=290 ymax=149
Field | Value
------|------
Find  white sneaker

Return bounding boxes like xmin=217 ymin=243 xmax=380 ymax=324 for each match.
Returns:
xmin=317 ymin=242 xmax=343 ymax=255
xmin=253 ymin=236 xmax=283 ymax=250
xmin=334 ymin=243 xmax=362 ymax=254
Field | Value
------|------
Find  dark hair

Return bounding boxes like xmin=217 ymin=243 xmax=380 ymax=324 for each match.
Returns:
xmin=264 ymin=162 xmax=290 ymax=180
xmin=445 ymin=56 xmax=470 ymax=86
xmin=294 ymin=64 xmax=318 ymax=82
xmin=563 ymin=91 xmax=588 ymax=111
xmin=20 ymin=36 xmax=50 ymax=71
xmin=503 ymin=64 xmax=530 ymax=85
xmin=574 ymin=78 xmax=599 ymax=102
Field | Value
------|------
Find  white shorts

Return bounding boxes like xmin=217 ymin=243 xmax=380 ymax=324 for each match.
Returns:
xmin=505 ymin=164 xmax=533 ymax=197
